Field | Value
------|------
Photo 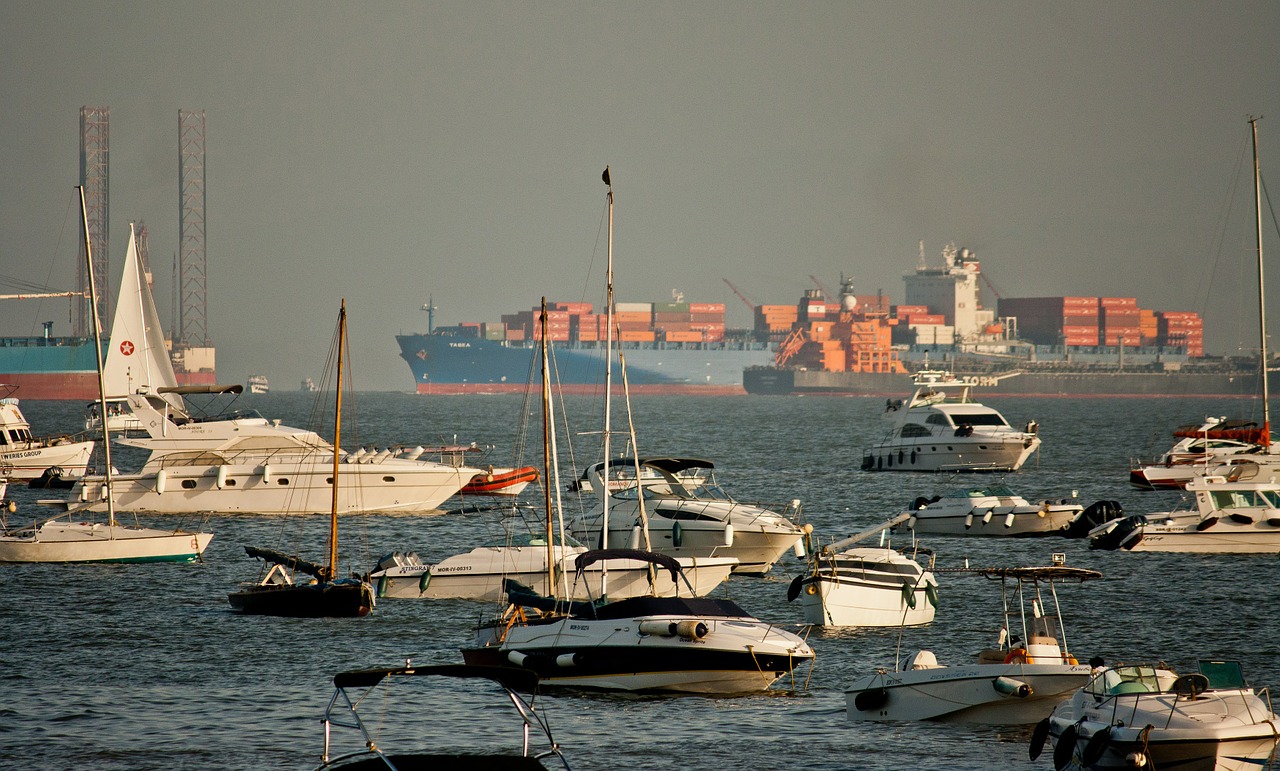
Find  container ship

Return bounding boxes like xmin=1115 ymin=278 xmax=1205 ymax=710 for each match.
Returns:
xmin=743 ymin=243 xmax=1258 ymax=398
xmin=397 ymin=300 xmax=776 ymax=394
xmin=398 ymin=243 xmax=1257 ymax=398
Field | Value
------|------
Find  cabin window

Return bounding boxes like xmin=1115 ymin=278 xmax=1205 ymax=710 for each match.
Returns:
xmin=0 ymin=433 xmax=7 ymax=446
xmin=901 ymin=424 xmax=931 ymax=438
xmin=181 ymin=479 xmax=197 ymax=489
xmin=925 ymin=414 xmax=950 ymax=427
xmin=655 ymin=507 xmax=722 ymax=523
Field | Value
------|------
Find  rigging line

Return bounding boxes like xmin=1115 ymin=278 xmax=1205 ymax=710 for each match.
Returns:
xmin=578 ymin=197 xmax=611 ymax=322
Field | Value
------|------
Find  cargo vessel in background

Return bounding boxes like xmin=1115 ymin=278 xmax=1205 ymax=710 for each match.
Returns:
xmin=398 ymin=242 xmax=1254 ymax=397
xmin=397 ymin=297 xmax=775 ymax=394
xmin=0 ymin=332 xmax=103 ymax=400
xmin=744 ymin=243 xmax=1258 ymax=398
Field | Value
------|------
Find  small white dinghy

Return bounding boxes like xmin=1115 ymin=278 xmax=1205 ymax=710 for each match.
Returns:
xmin=788 ymin=544 xmax=938 ymax=627
xmin=845 ymin=558 xmax=1099 ymax=724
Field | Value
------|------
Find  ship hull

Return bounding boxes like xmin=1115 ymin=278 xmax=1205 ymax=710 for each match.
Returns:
xmin=397 ymin=333 xmax=775 ymax=394
xmin=744 ymin=367 xmax=1262 ymax=398
xmin=0 ymin=337 xmax=103 ymax=400
xmin=0 ymin=336 xmax=215 ymax=398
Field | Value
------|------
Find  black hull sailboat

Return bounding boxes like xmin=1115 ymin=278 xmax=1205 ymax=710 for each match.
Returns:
xmin=228 ymin=300 xmax=374 ymax=618
xmin=228 ymin=580 xmax=373 ymax=618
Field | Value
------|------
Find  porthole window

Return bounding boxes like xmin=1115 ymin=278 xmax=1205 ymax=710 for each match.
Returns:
xmin=382 ymin=476 xmax=395 ymax=482
xmin=181 ymin=479 xmax=197 ymax=489
xmin=277 ymin=478 xmax=289 ymax=485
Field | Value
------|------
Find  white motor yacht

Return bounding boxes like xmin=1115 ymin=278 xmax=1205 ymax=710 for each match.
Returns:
xmin=48 ymin=385 xmax=483 ymax=515
xmin=0 ymin=386 xmax=94 ymax=481
xmin=845 ymin=560 xmax=1098 ymax=724
xmin=897 ymin=484 xmax=1117 ymax=538
xmin=1037 ymin=660 xmax=1280 ymax=770
xmin=861 ymin=370 xmax=1041 ymax=473
xmin=1089 ymin=473 xmax=1280 ymax=553
xmin=574 ymin=457 xmax=806 ymax=574
xmin=369 ymin=533 xmax=736 ymax=601
xmin=461 ymin=549 xmax=813 ymax=694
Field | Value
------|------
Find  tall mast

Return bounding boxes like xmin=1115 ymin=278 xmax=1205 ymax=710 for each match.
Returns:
xmin=328 ymin=299 xmax=347 ymax=581
xmin=601 ymin=166 xmax=614 ymax=596
xmin=1251 ymin=117 xmax=1270 ymax=442
xmin=80 ymin=185 xmax=116 ymax=529
xmin=539 ymin=297 xmax=555 ymax=595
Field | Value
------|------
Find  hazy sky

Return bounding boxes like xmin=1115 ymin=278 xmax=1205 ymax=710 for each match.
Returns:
xmin=2 ymin=1 xmax=1277 ymax=391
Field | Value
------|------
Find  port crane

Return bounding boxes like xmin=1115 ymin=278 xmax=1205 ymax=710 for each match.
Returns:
xmin=721 ymin=278 xmax=756 ymax=312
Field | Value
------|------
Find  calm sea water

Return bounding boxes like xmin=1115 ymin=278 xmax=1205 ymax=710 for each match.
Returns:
xmin=2 ymin=391 xmax=1278 ymax=770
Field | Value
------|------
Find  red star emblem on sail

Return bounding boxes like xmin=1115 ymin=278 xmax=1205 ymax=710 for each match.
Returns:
xmin=119 ymin=340 xmax=135 ymax=356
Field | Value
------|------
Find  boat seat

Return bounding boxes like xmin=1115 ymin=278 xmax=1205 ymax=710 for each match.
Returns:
xmin=906 ymin=650 xmax=941 ymax=670
xmin=976 ymin=648 xmax=1007 ymax=665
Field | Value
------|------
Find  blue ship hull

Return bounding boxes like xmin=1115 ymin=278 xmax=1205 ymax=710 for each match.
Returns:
xmin=396 ymin=333 xmax=776 ymax=394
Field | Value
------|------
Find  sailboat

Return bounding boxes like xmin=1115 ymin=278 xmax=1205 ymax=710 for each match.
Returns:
xmin=459 ymin=171 xmax=808 ymax=694
xmin=83 ymin=223 xmax=183 ymax=435
xmin=0 ymin=188 xmax=213 ymax=563
xmin=1090 ymin=117 xmax=1280 ymax=553
xmin=227 ymin=300 xmax=374 ymax=617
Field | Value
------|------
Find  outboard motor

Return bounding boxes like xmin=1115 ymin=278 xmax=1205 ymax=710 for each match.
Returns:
xmin=28 ymin=466 xmax=74 ymax=490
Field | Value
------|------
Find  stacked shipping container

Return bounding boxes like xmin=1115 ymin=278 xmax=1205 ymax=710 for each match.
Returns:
xmin=494 ymin=301 xmax=728 ymax=344
xmin=997 ymin=296 xmax=1203 ymax=353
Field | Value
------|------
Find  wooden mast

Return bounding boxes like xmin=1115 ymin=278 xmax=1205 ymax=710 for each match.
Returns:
xmin=1250 ymin=117 xmax=1270 ymax=444
xmin=327 ymin=299 xmax=347 ymax=582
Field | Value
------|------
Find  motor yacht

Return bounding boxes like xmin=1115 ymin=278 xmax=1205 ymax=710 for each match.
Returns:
xmin=573 ymin=457 xmax=806 ymax=574
xmin=896 ymin=484 xmax=1117 ymax=538
xmin=461 ymin=549 xmax=813 ymax=694
xmin=861 ymin=371 xmax=1040 ymax=473
xmin=1037 ymin=660 xmax=1280 ymax=770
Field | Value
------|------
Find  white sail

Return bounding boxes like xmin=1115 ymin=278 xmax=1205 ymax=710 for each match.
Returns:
xmin=102 ymin=224 xmax=180 ymax=407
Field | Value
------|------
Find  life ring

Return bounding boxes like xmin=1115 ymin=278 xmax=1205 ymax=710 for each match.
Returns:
xmin=1004 ymin=648 xmax=1029 ymax=664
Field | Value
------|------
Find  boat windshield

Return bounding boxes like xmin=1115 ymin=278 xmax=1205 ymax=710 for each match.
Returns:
xmin=482 ymin=532 xmax=584 ymax=549
xmin=946 ymin=412 xmax=1009 ymax=427
xmin=1199 ymin=660 xmax=1247 ymax=689
xmin=613 ymin=484 xmax=677 ymax=501
xmin=679 ymin=483 xmax=733 ymax=501
xmin=1085 ymin=665 xmax=1163 ymax=696
xmin=951 ymin=484 xmax=1015 ymax=498
xmin=1209 ymin=488 xmax=1280 ymax=509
